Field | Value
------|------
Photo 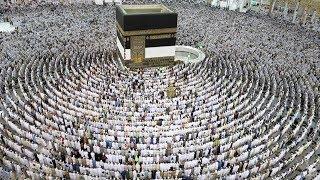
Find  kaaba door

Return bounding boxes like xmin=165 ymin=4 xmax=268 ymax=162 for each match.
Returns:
xmin=130 ymin=35 xmax=145 ymax=63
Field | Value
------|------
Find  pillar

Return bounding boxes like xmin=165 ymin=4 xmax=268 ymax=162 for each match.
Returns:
xmin=301 ymin=7 xmax=308 ymax=26
xmin=283 ymin=0 xmax=288 ymax=18
xmin=292 ymin=2 xmax=299 ymax=23
xmin=269 ymin=0 xmax=277 ymax=14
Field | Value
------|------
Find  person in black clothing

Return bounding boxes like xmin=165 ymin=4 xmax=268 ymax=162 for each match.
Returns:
xmin=34 ymin=153 xmax=39 ymax=163
xmin=60 ymin=152 xmax=66 ymax=162
xmin=121 ymin=170 xmax=126 ymax=180
xmin=151 ymin=170 xmax=156 ymax=179
xmin=0 ymin=135 xmax=5 ymax=144
xmin=52 ymin=159 xmax=56 ymax=168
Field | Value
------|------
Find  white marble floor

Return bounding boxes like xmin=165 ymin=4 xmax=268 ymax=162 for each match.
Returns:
xmin=0 ymin=22 xmax=15 ymax=33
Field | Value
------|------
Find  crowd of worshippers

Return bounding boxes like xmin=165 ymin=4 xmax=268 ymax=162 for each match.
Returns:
xmin=0 ymin=0 xmax=319 ymax=179
xmin=0 ymin=46 xmax=319 ymax=179
xmin=2 ymin=47 xmax=318 ymax=179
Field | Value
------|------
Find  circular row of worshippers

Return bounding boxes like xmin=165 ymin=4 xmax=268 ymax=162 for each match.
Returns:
xmin=0 ymin=50 xmax=319 ymax=179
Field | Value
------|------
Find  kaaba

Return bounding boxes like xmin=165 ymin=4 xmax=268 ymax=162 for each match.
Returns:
xmin=116 ymin=4 xmax=178 ymax=68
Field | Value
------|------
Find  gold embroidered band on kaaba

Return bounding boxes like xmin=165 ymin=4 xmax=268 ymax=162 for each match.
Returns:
xmin=117 ymin=29 xmax=175 ymax=41
xmin=147 ymin=34 xmax=175 ymax=40
xmin=116 ymin=22 xmax=177 ymax=37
